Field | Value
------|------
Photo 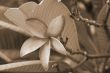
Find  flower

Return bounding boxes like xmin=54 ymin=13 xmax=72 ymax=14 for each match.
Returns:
xmin=4 ymin=0 xmax=69 ymax=70
xmin=20 ymin=15 xmax=67 ymax=70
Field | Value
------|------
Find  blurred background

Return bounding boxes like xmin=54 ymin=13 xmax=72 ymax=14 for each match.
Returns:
xmin=0 ymin=0 xmax=105 ymax=58
xmin=0 ymin=0 xmax=109 ymax=73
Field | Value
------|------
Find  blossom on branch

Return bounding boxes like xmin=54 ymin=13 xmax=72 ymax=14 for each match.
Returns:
xmin=4 ymin=1 xmax=68 ymax=70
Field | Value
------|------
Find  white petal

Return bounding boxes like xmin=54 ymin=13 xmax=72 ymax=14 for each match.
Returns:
xmin=26 ymin=19 xmax=47 ymax=38
xmin=4 ymin=8 xmax=32 ymax=35
xmin=39 ymin=41 xmax=50 ymax=71
xmin=58 ymin=0 xmax=61 ymax=2
xmin=40 ymin=0 xmax=59 ymax=5
xmin=19 ymin=2 xmax=47 ymax=38
xmin=47 ymin=15 xmax=64 ymax=37
xmin=20 ymin=37 xmax=47 ymax=57
xmin=4 ymin=8 xmax=26 ymax=26
xmin=19 ymin=2 xmax=38 ymax=18
xmin=51 ymin=37 xmax=67 ymax=55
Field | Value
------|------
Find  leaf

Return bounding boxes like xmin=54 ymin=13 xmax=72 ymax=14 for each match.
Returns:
xmin=29 ymin=0 xmax=80 ymax=52
xmin=106 ymin=8 xmax=110 ymax=34
xmin=19 ymin=2 xmax=38 ymax=18
xmin=20 ymin=37 xmax=47 ymax=57
xmin=47 ymin=15 xmax=64 ymax=37
xmin=51 ymin=37 xmax=67 ymax=55
xmin=97 ymin=3 xmax=110 ymax=25
xmin=39 ymin=41 xmax=50 ymax=71
xmin=75 ymin=21 xmax=99 ymax=54
xmin=95 ymin=3 xmax=110 ymax=53
xmin=5 ymin=0 xmax=80 ymax=53
xmin=95 ymin=28 xmax=109 ymax=54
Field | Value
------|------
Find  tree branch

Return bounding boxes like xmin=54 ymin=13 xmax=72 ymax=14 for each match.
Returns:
xmin=70 ymin=13 xmax=103 ymax=27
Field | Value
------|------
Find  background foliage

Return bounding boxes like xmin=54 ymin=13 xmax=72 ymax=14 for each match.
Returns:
xmin=0 ymin=0 xmax=110 ymax=73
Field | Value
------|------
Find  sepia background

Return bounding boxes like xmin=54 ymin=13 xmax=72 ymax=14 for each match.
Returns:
xmin=0 ymin=0 xmax=110 ymax=73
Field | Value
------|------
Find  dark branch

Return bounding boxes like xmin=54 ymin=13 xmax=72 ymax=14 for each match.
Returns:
xmin=70 ymin=13 xmax=103 ymax=27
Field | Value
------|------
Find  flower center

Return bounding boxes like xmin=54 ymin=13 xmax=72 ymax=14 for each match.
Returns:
xmin=25 ymin=18 xmax=48 ymax=38
xmin=26 ymin=18 xmax=47 ymax=27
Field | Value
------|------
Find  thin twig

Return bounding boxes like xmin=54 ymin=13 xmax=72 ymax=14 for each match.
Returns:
xmin=66 ymin=52 xmax=96 ymax=73
xmin=60 ymin=36 xmax=96 ymax=72
xmin=70 ymin=0 xmax=103 ymax=27
xmin=88 ymin=54 xmax=110 ymax=59
xmin=70 ymin=14 xmax=103 ymax=27
xmin=70 ymin=51 xmax=110 ymax=59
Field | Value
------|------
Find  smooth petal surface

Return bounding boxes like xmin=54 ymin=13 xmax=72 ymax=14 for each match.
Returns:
xmin=19 ymin=2 xmax=38 ymax=18
xmin=20 ymin=37 xmax=47 ymax=57
xmin=47 ymin=15 xmax=64 ymax=37
xmin=58 ymin=0 xmax=61 ymax=2
xmin=51 ymin=37 xmax=67 ymax=55
xmin=4 ymin=8 xmax=32 ymax=35
xmin=4 ymin=8 xmax=26 ymax=26
xmin=26 ymin=19 xmax=47 ymax=38
xmin=40 ymin=0 xmax=59 ymax=5
xmin=39 ymin=41 xmax=50 ymax=71
xmin=32 ymin=0 xmax=80 ymax=52
xmin=20 ymin=2 xmax=47 ymax=38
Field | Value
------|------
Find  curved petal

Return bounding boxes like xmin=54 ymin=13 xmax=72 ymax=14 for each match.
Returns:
xmin=5 ymin=5 xmax=47 ymax=38
xmin=40 ymin=0 xmax=59 ymax=5
xmin=51 ymin=37 xmax=67 ymax=55
xmin=26 ymin=19 xmax=47 ymax=38
xmin=47 ymin=15 xmax=64 ymax=37
xmin=4 ymin=8 xmax=32 ymax=35
xmin=19 ymin=2 xmax=38 ymax=18
xmin=4 ymin=8 xmax=26 ymax=26
xmin=34 ymin=0 xmax=70 ymax=27
xmin=20 ymin=37 xmax=47 ymax=57
xmin=39 ymin=41 xmax=50 ymax=71
xmin=58 ymin=0 xmax=61 ymax=2
xmin=19 ymin=2 xmax=47 ymax=38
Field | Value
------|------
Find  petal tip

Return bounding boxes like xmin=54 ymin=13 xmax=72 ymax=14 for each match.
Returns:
xmin=19 ymin=1 xmax=38 ymax=8
xmin=20 ymin=51 xmax=25 ymax=57
xmin=43 ymin=64 xmax=49 ymax=71
xmin=57 ymin=15 xmax=64 ymax=20
xmin=51 ymin=37 xmax=67 ymax=55
xmin=39 ymin=0 xmax=44 ymax=5
xmin=4 ymin=8 xmax=18 ymax=17
xmin=20 ymin=49 xmax=29 ymax=57
xmin=39 ymin=41 xmax=50 ymax=71
xmin=60 ymin=47 xmax=67 ymax=55
xmin=58 ymin=0 xmax=61 ymax=2
xmin=20 ymin=47 xmax=29 ymax=57
xmin=64 ymin=50 xmax=68 ymax=55
xmin=47 ymin=15 xmax=64 ymax=37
